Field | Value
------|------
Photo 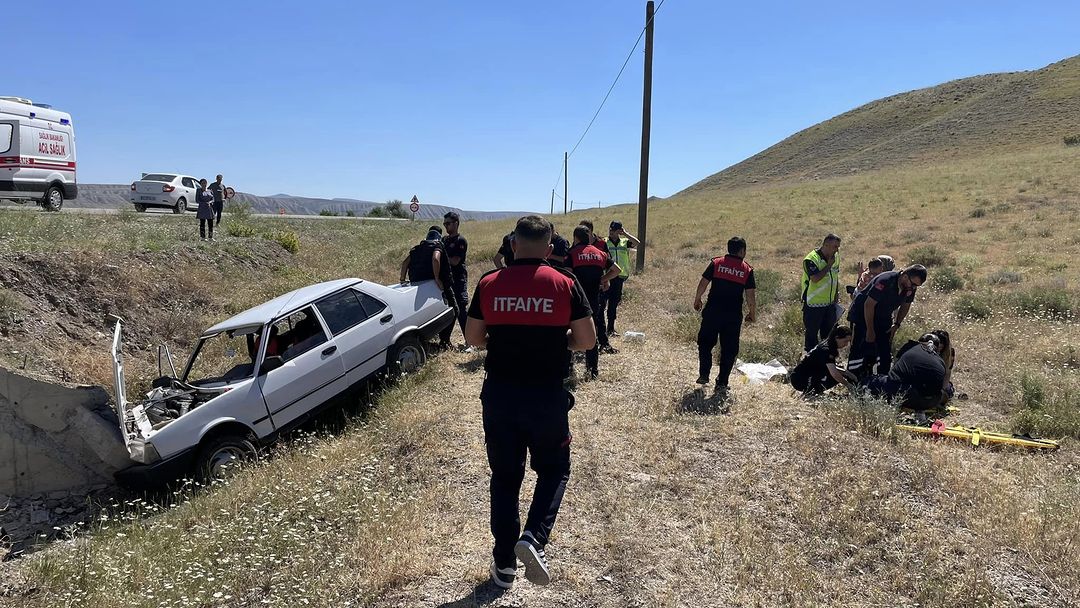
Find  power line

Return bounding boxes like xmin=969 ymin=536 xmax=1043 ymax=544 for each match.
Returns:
xmin=549 ymin=0 xmax=667 ymax=197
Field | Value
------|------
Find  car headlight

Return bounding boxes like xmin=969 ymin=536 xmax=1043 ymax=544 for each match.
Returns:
xmin=128 ymin=440 xmax=162 ymax=465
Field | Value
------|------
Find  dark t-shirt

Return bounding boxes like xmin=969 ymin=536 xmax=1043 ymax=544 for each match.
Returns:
xmin=849 ymin=271 xmax=916 ymax=324
xmin=208 ymin=181 xmax=226 ymax=203
xmin=889 ymin=344 xmax=946 ymax=397
xmin=548 ymin=233 xmax=571 ymax=268
xmin=701 ymin=255 xmax=756 ymax=318
xmin=791 ymin=341 xmax=836 ymax=385
xmin=498 ymin=232 xmax=515 ymax=266
xmin=567 ymin=242 xmax=613 ymax=300
xmin=468 ymin=259 xmax=591 ymax=385
xmin=591 ymin=236 xmax=609 ymax=254
xmin=443 ymin=234 xmax=468 ymax=280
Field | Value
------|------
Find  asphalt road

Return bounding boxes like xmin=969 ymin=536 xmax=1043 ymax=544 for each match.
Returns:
xmin=0 ymin=205 xmax=409 ymax=221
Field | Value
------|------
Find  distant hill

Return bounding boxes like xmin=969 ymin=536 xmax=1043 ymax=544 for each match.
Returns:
xmin=67 ymin=185 xmax=530 ymax=221
xmin=680 ymin=54 xmax=1080 ymax=194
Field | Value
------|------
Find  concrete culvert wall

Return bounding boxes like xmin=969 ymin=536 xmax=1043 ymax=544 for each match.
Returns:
xmin=0 ymin=366 xmax=130 ymax=497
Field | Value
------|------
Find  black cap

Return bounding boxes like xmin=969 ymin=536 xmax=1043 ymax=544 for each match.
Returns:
xmin=610 ymin=221 xmax=622 ymax=230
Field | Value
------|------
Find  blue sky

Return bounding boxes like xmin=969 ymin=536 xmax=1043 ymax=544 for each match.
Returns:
xmin=7 ymin=1 xmax=1079 ymax=211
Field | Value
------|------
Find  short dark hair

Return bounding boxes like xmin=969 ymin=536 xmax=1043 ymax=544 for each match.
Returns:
xmin=903 ymin=264 xmax=928 ymax=283
xmin=824 ymin=233 xmax=841 ymax=244
xmin=727 ymin=236 xmax=746 ymax=256
xmin=443 ymin=211 xmax=460 ymax=222
xmin=867 ymin=258 xmax=884 ymax=270
xmin=515 ymin=215 xmax=552 ymax=245
xmin=572 ymin=225 xmax=590 ymax=244
xmin=579 ymin=220 xmax=594 ymax=232
xmin=428 ymin=225 xmax=443 ymax=235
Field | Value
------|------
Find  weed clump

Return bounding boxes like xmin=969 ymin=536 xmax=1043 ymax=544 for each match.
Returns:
xmin=908 ymin=245 xmax=952 ymax=267
xmin=1013 ymin=373 xmax=1080 ymax=439
xmin=269 ymin=230 xmax=301 ymax=254
xmin=952 ymin=292 xmax=993 ymax=320
xmin=986 ymin=270 xmax=1022 ymax=285
xmin=931 ymin=266 xmax=963 ymax=292
xmin=1012 ymin=285 xmax=1073 ymax=320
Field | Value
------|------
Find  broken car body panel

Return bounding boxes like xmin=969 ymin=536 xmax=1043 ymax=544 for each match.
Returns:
xmin=111 ymin=277 xmax=454 ymax=479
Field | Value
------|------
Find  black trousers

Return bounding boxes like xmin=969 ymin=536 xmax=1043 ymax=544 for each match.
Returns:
xmin=213 ymin=202 xmax=224 ymax=226
xmin=481 ymin=379 xmax=573 ymax=569
xmin=439 ymin=275 xmax=469 ymax=344
xmin=802 ymin=304 xmax=837 ymax=353
xmin=697 ymin=311 xmax=742 ymax=386
xmin=199 ymin=218 xmax=214 ymax=239
xmin=848 ymin=317 xmax=893 ymax=378
xmin=598 ymin=277 xmax=625 ymax=333
xmin=585 ymin=292 xmax=609 ymax=373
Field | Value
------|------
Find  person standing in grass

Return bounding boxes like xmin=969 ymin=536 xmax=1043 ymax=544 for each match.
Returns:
xmin=693 ymin=236 xmax=757 ymax=403
xmin=847 ymin=264 xmax=928 ymax=378
xmin=801 ymin=234 xmax=842 ymax=353
xmin=465 ymin=215 xmax=595 ymax=590
xmin=196 ymin=178 xmax=215 ymax=242
xmin=208 ymin=174 xmax=227 ymax=227
xmin=440 ymin=212 xmax=469 ymax=344
xmin=568 ymin=225 xmax=622 ymax=378
xmin=602 ymin=221 xmax=638 ymax=336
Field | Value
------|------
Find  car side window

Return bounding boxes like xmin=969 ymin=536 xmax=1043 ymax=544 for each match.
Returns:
xmin=315 ymin=289 xmax=368 ymax=336
xmin=271 ymin=307 xmax=329 ymax=363
xmin=182 ymin=177 xmax=195 ymax=188
xmin=355 ymin=291 xmax=387 ymax=318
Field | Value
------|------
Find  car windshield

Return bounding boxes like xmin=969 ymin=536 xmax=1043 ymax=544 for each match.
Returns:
xmin=185 ymin=330 xmax=260 ymax=386
xmin=141 ymin=174 xmax=176 ymax=182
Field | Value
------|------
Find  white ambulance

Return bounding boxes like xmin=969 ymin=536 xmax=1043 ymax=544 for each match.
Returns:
xmin=0 ymin=96 xmax=77 ymax=211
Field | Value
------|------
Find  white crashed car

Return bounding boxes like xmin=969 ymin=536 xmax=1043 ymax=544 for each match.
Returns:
xmin=112 ymin=278 xmax=454 ymax=485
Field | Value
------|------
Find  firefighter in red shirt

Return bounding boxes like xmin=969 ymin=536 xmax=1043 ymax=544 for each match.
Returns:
xmin=693 ymin=236 xmax=757 ymax=403
xmin=465 ymin=215 xmax=596 ymax=589
xmin=568 ymin=225 xmax=622 ymax=378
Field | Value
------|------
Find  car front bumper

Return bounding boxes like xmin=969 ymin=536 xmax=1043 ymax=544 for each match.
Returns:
xmin=114 ymin=446 xmax=197 ymax=489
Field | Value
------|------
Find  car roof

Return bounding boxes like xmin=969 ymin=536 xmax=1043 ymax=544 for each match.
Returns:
xmin=203 ymin=278 xmax=363 ymax=336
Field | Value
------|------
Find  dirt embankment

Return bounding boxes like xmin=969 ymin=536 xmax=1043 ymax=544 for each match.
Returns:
xmin=0 ymin=239 xmax=295 ymax=549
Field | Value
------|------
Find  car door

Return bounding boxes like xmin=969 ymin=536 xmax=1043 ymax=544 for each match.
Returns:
xmin=257 ymin=305 xmax=346 ymax=430
xmin=180 ymin=176 xmax=196 ymax=206
xmin=314 ymin=287 xmax=394 ymax=386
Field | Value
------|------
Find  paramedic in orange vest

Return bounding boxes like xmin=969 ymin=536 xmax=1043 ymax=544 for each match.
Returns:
xmin=693 ymin=237 xmax=757 ymax=400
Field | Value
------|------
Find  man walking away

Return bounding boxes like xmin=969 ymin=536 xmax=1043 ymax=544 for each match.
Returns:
xmin=577 ymin=220 xmax=609 ymax=253
xmin=196 ymin=179 xmax=215 ymax=241
xmin=603 ymin=221 xmax=639 ymax=336
xmin=441 ymin=212 xmax=469 ymax=343
xmin=209 ymin=174 xmax=226 ymax=226
xmin=492 ymin=231 xmax=515 ymax=269
xmin=694 ymin=236 xmax=757 ymax=403
xmin=847 ymin=264 xmax=927 ymax=378
xmin=547 ymin=225 xmax=571 ymax=268
xmin=801 ymin=234 xmax=842 ymax=353
xmin=569 ymin=226 xmax=622 ymax=378
xmin=465 ymin=215 xmax=595 ymax=589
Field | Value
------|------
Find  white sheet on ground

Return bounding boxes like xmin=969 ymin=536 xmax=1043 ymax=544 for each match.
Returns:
xmin=736 ymin=358 xmax=788 ymax=384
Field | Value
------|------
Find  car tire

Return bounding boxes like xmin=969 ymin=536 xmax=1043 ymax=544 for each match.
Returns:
xmin=134 ymin=204 xmax=147 ymax=213
xmin=174 ymin=198 xmax=187 ymax=214
xmin=42 ymin=185 xmax=64 ymax=212
xmin=389 ymin=334 xmax=427 ymax=377
xmin=195 ymin=434 xmax=258 ymax=483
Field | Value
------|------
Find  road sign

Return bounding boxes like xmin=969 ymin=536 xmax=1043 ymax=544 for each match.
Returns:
xmin=409 ymin=195 xmax=420 ymax=213
xmin=225 ymin=187 xmax=236 ymax=199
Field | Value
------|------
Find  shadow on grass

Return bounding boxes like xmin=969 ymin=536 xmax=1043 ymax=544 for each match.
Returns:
xmin=435 ymin=580 xmax=508 ymax=608
xmin=456 ymin=355 xmax=485 ymax=374
xmin=676 ymin=387 xmax=729 ymax=415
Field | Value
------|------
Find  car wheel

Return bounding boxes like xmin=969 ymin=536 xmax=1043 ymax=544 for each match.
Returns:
xmin=195 ymin=435 xmax=258 ymax=483
xmin=174 ymin=198 xmax=187 ymax=214
xmin=42 ymin=185 xmax=64 ymax=212
xmin=390 ymin=334 xmax=427 ymax=377
xmin=134 ymin=204 xmax=147 ymax=213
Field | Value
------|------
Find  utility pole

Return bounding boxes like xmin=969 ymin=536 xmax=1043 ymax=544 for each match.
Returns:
xmin=563 ymin=151 xmax=568 ymax=215
xmin=635 ymin=0 xmax=654 ymax=274
xmin=551 ymin=189 xmax=555 ymax=215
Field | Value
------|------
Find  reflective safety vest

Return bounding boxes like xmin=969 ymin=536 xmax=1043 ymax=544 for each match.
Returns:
xmin=607 ymin=237 xmax=632 ymax=278
xmin=801 ymin=249 xmax=840 ymax=307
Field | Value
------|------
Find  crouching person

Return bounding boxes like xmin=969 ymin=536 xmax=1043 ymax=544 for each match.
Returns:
xmin=789 ymin=325 xmax=857 ymax=396
xmin=864 ymin=332 xmax=950 ymax=411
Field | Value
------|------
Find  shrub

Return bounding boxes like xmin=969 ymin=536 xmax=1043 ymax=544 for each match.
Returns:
xmin=225 ymin=200 xmax=253 ymax=222
xmin=1064 ymin=135 xmax=1080 ymax=147
xmin=226 ymin=221 xmax=258 ymax=238
xmin=368 ymin=200 xmax=410 ymax=219
xmin=346 ymin=210 xmax=356 ymax=217
xmin=986 ymin=270 xmax=1022 ymax=285
xmin=952 ymin=292 xmax=993 ymax=320
xmin=1012 ymin=286 xmax=1074 ymax=320
xmin=1013 ymin=375 xmax=1080 ymax=439
xmin=753 ymin=269 xmax=784 ymax=311
xmin=907 ymin=245 xmax=952 ymax=267
xmin=956 ymin=254 xmax=980 ymax=272
xmin=319 ymin=209 xmax=339 ymax=217
xmin=669 ymin=312 xmax=699 ymax=344
xmin=269 ymin=230 xmax=300 ymax=254
xmin=931 ymin=266 xmax=963 ymax=292
xmin=969 ymin=207 xmax=987 ymax=218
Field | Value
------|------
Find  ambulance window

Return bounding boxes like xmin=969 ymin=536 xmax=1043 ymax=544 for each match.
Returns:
xmin=0 ymin=125 xmax=11 ymax=155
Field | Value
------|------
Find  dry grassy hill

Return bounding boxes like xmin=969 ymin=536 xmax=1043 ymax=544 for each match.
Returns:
xmin=681 ymin=54 xmax=1080 ymax=193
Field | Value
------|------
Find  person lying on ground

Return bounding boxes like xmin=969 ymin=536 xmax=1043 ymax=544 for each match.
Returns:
xmin=789 ymin=324 xmax=857 ymax=396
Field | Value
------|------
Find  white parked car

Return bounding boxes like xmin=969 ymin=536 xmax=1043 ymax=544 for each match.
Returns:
xmin=129 ymin=173 xmax=201 ymax=214
xmin=112 ymin=277 xmax=455 ymax=485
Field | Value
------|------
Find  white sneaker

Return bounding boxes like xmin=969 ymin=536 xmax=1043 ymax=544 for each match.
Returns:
xmin=514 ymin=532 xmax=551 ymax=586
